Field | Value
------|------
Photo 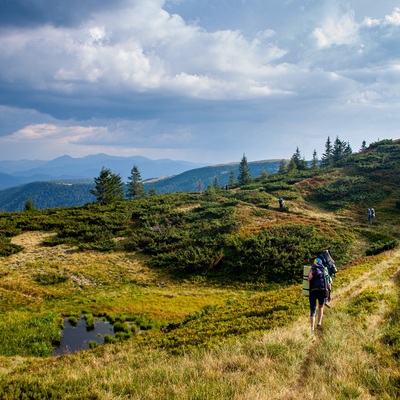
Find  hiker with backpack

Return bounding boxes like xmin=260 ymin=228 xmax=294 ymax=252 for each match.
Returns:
xmin=308 ymin=257 xmax=332 ymax=331
xmin=319 ymin=249 xmax=337 ymax=307
xmin=367 ymin=208 xmax=375 ymax=224
xmin=278 ymin=197 xmax=284 ymax=209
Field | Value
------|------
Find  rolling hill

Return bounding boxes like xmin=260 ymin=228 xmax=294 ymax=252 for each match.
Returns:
xmin=0 ymin=154 xmax=207 ymax=190
xmin=0 ymin=159 xmax=282 ymax=211
xmin=0 ymin=138 xmax=399 ymax=399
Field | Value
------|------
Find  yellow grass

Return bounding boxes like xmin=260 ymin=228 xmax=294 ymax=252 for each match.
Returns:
xmin=0 ymin=233 xmax=399 ymax=399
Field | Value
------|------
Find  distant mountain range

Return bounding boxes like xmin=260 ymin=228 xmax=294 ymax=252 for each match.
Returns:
xmin=0 ymin=156 xmax=282 ymax=211
xmin=0 ymin=154 xmax=207 ymax=190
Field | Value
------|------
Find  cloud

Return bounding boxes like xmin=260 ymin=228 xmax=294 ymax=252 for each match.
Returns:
xmin=0 ymin=0 xmax=125 ymax=28
xmin=0 ymin=0 xmax=400 ymax=164
xmin=0 ymin=0 xmax=292 ymax=106
xmin=313 ymin=9 xmax=359 ymax=48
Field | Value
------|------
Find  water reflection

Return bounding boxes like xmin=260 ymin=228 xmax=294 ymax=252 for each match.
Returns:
xmin=52 ymin=316 xmax=115 ymax=356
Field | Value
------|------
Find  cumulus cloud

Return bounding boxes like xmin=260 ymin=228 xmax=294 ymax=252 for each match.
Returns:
xmin=0 ymin=0 xmax=291 ymax=102
xmin=0 ymin=0 xmax=400 ymax=163
xmin=313 ymin=10 xmax=359 ymax=48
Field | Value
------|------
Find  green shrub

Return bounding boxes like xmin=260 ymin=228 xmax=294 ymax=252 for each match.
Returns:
xmin=348 ymin=289 xmax=382 ymax=316
xmin=312 ymin=176 xmax=389 ymax=209
xmin=104 ymin=334 xmax=117 ymax=344
xmin=0 ymin=236 xmax=23 ymax=257
xmin=34 ymin=271 xmax=68 ymax=285
xmin=366 ymin=240 xmax=398 ymax=256
xmin=232 ymin=190 xmax=272 ymax=208
xmin=220 ymin=224 xmax=352 ymax=283
xmin=113 ymin=321 xmax=131 ymax=334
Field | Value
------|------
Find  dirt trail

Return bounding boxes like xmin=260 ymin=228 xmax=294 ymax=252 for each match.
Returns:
xmin=276 ymin=247 xmax=400 ymax=400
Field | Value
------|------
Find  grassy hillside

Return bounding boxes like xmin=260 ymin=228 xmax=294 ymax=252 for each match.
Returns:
xmin=0 ymin=139 xmax=399 ymax=398
xmin=145 ymin=159 xmax=282 ymax=193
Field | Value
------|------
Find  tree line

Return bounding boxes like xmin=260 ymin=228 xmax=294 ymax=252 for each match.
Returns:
xmin=229 ymin=135 xmax=358 ymax=187
xmin=89 ymin=136 xmax=364 ymax=205
xmin=278 ymin=135 xmax=357 ymax=173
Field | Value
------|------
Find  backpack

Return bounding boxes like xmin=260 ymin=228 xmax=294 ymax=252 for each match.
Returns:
xmin=320 ymin=249 xmax=337 ymax=277
xmin=310 ymin=263 xmax=329 ymax=298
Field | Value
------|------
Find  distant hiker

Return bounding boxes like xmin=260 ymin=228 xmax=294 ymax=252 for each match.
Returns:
xmin=308 ymin=258 xmax=332 ymax=332
xmin=367 ymin=208 xmax=375 ymax=224
xmin=278 ymin=197 xmax=284 ymax=209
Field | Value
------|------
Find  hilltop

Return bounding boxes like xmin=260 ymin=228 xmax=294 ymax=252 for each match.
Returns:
xmin=0 ymin=139 xmax=399 ymax=398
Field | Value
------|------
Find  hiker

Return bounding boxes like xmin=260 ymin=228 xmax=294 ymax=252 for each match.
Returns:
xmin=319 ymin=249 xmax=337 ymax=307
xmin=278 ymin=197 xmax=284 ymax=209
xmin=308 ymin=257 xmax=332 ymax=332
xmin=367 ymin=208 xmax=375 ymax=224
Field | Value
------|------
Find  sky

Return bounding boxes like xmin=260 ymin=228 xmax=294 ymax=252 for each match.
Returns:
xmin=0 ymin=0 xmax=399 ymax=164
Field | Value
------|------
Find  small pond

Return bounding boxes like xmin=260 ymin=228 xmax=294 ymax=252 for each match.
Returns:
xmin=52 ymin=316 xmax=115 ymax=356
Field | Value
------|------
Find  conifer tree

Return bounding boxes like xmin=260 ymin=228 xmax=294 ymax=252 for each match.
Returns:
xmin=238 ymin=154 xmax=250 ymax=185
xmin=260 ymin=170 xmax=268 ymax=181
xmin=91 ymin=167 xmax=124 ymax=204
xmin=332 ymin=136 xmax=353 ymax=165
xmin=290 ymin=147 xmax=307 ymax=170
xmin=24 ymin=198 xmax=35 ymax=212
xmin=127 ymin=164 xmax=146 ymax=199
xmin=213 ymin=177 xmax=219 ymax=189
xmin=228 ymin=170 xmax=236 ymax=187
xmin=311 ymin=149 xmax=319 ymax=168
xmin=278 ymin=159 xmax=287 ymax=173
xmin=360 ymin=140 xmax=367 ymax=152
xmin=287 ymin=158 xmax=297 ymax=172
xmin=321 ymin=136 xmax=333 ymax=166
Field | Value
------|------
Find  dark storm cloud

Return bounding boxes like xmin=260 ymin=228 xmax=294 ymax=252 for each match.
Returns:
xmin=0 ymin=0 xmax=126 ymax=28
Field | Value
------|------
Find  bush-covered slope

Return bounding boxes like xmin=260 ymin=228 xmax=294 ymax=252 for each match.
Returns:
xmin=0 ymin=139 xmax=399 ymax=399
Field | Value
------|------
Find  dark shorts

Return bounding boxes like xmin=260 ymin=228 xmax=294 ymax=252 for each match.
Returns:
xmin=309 ymin=290 xmax=326 ymax=316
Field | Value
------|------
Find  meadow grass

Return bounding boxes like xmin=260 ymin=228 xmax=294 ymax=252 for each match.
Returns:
xmin=0 ymin=248 xmax=399 ymax=399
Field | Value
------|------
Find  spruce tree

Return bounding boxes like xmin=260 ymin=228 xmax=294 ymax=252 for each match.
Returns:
xmin=290 ymin=147 xmax=307 ymax=170
xmin=332 ymin=136 xmax=343 ymax=164
xmin=278 ymin=159 xmax=287 ymax=173
xmin=127 ymin=164 xmax=146 ymax=199
xmin=228 ymin=170 xmax=236 ymax=187
xmin=332 ymin=136 xmax=353 ymax=165
xmin=238 ymin=154 xmax=250 ymax=185
xmin=360 ymin=140 xmax=367 ymax=152
xmin=91 ymin=167 xmax=124 ymax=204
xmin=311 ymin=149 xmax=319 ymax=168
xmin=24 ymin=198 xmax=35 ymax=212
xmin=213 ymin=177 xmax=219 ymax=189
xmin=321 ymin=136 xmax=333 ymax=166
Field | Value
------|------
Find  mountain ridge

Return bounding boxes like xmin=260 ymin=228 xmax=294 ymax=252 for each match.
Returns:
xmin=0 ymin=159 xmax=283 ymax=211
xmin=0 ymin=153 xmax=208 ymax=190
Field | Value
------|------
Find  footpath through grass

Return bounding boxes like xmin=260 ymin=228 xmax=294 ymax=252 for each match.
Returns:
xmin=0 ymin=249 xmax=399 ymax=399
